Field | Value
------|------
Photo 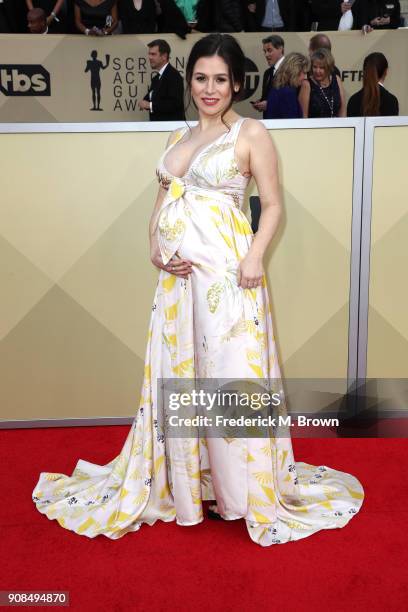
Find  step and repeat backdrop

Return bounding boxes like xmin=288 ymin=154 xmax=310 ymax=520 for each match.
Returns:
xmin=366 ymin=124 xmax=408 ymax=411
xmin=0 ymin=124 xmax=356 ymax=421
xmin=0 ymin=30 xmax=407 ymax=122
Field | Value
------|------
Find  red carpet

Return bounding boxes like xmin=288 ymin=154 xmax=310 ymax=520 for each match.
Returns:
xmin=0 ymin=427 xmax=406 ymax=611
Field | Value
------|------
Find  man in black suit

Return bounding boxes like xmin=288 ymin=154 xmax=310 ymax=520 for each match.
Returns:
xmin=252 ymin=35 xmax=285 ymax=118
xmin=296 ymin=0 xmax=313 ymax=30
xmin=0 ymin=0 xmax=22 ymax=32
xmin=139 ymin=39 xmax=185 ymax=122
xmin=311 ymin=0 xmax=345 ymax=30
xmin=352 ymin=0 xmax=401 ymax=30
xmin=246 ymin=0 xmax=296 ymax=31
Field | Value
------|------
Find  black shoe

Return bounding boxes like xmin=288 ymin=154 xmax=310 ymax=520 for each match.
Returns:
xmin=207 ymin=507 xmax=223 ymax=520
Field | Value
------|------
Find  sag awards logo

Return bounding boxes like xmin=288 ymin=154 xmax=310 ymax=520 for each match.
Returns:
xmin=83 ymin=51 xmax=260 ymax=113
xmin=242 ymin=57 xmax=259 ymax=100
xmin=84 ymin=50 xmax=110 ymax=111
xmin=0 ymin=65 xmax=51 ymax=96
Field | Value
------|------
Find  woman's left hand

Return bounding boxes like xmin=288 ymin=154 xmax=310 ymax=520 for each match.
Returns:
xmin=237 ymin=254 xmax=264 ymax=289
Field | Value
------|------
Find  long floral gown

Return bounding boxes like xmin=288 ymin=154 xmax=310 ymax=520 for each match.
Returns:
xmin=32 ymin=117 xmax=364 ymax=546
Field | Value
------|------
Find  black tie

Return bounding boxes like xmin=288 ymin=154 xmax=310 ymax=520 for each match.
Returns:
xmin=150 ymin=73 xmax=160 ymax=92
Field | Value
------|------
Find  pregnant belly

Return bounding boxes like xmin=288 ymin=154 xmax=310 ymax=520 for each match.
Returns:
xmin=176 ymin=198 xmax=253 ymax=268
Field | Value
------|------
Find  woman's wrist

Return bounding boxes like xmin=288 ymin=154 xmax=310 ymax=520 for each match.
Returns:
xmin=245 ymin=248 xmax=264 ymax=262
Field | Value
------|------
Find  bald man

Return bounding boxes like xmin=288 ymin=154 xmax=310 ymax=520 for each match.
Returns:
xmin=309 ymin=33 xmax=333 ymax=53
xmin=309 ymin=33 xmax=342 ymax=77
xmin=27 ymin=7 xmax=48 ymax=33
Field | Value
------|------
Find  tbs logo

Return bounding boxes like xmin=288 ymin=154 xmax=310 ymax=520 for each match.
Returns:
xmin=0 ymin=65 xmax=51 ymax=96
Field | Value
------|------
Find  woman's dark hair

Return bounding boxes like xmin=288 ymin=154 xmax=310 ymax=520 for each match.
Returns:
xmin=184 ymin=33 xmax=246 ymax=128
xmin=362 ymin=52 xmax=388 ymax=116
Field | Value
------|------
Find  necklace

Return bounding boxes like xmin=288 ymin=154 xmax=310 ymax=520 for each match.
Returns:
xmin=316 ymin=79 xmax=334 ymax=117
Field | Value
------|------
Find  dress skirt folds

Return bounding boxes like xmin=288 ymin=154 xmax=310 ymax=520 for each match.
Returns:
xmin=32 ymin=118 xmax=364 ymax=546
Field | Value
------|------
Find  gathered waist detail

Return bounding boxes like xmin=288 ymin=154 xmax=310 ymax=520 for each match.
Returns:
xmin=157 ymin=178 xmax=247 ymax=266
xmin=165 ymin=178 xmax=244 ymax=210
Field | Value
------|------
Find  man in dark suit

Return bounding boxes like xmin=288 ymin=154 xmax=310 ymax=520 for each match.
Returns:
xmin=252 ymin=35 xmax=285 ymax=118
xmin=0 ymin=0 xmax=22 ymax=32
xmin=246 ymin=0 xmax=296 ymax=31
xmin=352 ymin=0 xmax=401 ymax=30
xmin=139 ymin=39 xmax=185 ymax=122
xmin=27 ymin=8 xmax=48 ymax=33
xmin=311 ymin=0 xmax=344 ymax=30
xmin=296 ymin=0 xmax=313 ymax=30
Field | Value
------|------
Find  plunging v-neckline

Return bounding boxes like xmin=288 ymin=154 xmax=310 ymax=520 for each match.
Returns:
xmin=162 ymin=119 xmax=242 ymax=180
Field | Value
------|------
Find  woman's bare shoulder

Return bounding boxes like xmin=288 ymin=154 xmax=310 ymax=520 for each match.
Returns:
xmin=240 ymin=117 xmax=267 ymax=136
xmin=240 ymin=117 xmax=275 ymax=147
xmin=166 ymin=125 xmax=189 ymax=147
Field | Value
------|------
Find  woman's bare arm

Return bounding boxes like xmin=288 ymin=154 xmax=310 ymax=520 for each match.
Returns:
xmin=337 ymin=75 xmax=346 ymax=117
xmin=237 ymin=119 xmax=281 ymax=289
xmin=52 ymin=0 xmax=64 ymax=15
xmin=298 ymin=80 xmax=310 ymax=118
xmin=149 ymin=130 xmax=193 ymax=279
xmin=246 ymin=120 xmax=281 ymax=259
xmin=149 ymin=185 xmax=167 ymax=243
xmin=149 ymin=130 xmax=181 ymax=241
xmin=103 ymin=2 xmax=119 ymax=34
xmin=74 ymin=5 xmax=87 ymax=33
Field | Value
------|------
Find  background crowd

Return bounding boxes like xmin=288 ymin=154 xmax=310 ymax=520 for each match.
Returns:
xmin=0 ymin=2 xmax=402 ymax=118
xmin=0 ymin=1 xmax=406 ymax=36
xmin=138 ymin=33 xmax=398 ymax=121
xmin=255 ymin=33 xmax=399 ymax=118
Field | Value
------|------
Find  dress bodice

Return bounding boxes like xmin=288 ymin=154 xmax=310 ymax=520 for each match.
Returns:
xmin=156 ymin=117 xmax=251 ymax=206
xmin=154 ymin=117 xmax=252 ymax=266
xmin=75 ymin=0 xmax=116 ymax=29
xmin=308 ymin=75 xmax=341 ymax=119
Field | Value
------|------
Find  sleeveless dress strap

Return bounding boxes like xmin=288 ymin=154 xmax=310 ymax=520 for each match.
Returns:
xmin=170 ymin=125 xmax=189 ymax=147
xmin=229 ymin=117 xmax=246 ymax=145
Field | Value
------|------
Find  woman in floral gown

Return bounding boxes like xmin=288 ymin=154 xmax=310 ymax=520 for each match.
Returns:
xmin=32 ymin=34 xmax=364 ymax=546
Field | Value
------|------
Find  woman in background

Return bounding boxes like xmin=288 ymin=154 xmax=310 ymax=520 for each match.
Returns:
xmin=299 ymin=48 xmax=346 ymax=118
xmin=174 ymin=0 xmax=197 ymax=27
xmin=265 ymin=52 xmax=309 ymax=120
xmin=74 ymin=0 xmax=118 ymax=35
xmin=347 ymin=52 xmax=399 ymax=117
xmin=118 ymin=0 xmax=156 ymax=33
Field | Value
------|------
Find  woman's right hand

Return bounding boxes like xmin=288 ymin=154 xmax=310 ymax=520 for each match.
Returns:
xmin=150 ymin=243 xmax=193 ymax=279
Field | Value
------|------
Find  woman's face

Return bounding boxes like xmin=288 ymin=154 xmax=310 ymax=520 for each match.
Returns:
xmin=312 ymin=60 xmax=328 ymax=83
xmin=190 ymin=55 xmax=235 ymax=117
xmin=296 ymin=69 xmax=308 ymax=87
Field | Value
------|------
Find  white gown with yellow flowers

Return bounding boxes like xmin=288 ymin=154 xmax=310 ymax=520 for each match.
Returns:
xmin=32 ymin=117 xmax=364 ymax=546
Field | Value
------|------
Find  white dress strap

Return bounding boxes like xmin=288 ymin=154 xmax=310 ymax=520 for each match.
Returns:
xmin=229 ymin=116 xmax=247 ymax=145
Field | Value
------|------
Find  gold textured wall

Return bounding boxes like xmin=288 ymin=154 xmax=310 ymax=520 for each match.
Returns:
xmin=367 ymin=126 xmax=408 ymax=378
xmin=0 ymin=126 xmax=355 ymax=421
